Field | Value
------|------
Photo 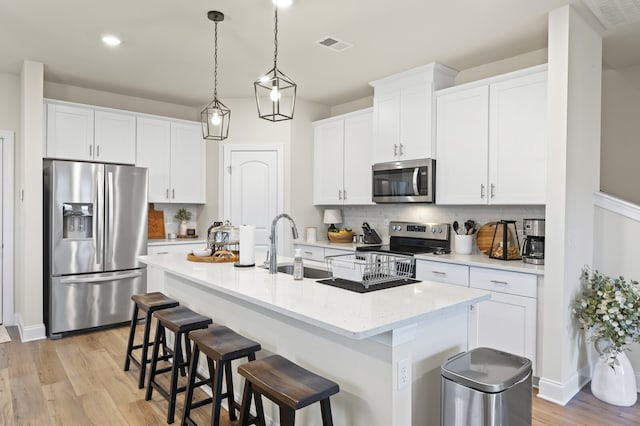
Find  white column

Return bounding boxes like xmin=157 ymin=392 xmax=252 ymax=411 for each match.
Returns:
xmin=16 ymin=60 xmax=46 ymax=341
xmin=538 ymin=5 xmax=602 ymax=404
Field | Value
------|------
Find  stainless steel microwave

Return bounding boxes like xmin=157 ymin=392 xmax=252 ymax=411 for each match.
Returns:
xmin=372 ymin=158 xmax=435 ymax=203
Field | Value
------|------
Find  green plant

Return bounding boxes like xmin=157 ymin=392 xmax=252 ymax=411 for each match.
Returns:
xmin=174 ymin=208 xmax=192 ymax=222
xmin=573 ymin=267 xmax=640 ymax=352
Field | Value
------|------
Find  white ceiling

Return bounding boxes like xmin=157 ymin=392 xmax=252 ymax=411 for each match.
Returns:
xmin=1 ymin=0 xmax=639 ymax=108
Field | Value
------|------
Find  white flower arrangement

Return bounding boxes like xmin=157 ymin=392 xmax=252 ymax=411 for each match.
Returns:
xmin=573 ymin=267 xmax=640 ymax=353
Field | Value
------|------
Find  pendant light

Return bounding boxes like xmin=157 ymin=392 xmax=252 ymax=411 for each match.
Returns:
xmin=254 ymin=3 xmax=296 ymax=121
xmin=201 ymin=11 xmax=231 ymax=141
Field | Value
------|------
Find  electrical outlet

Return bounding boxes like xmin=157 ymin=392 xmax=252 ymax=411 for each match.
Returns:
xmin=397 ymin=358 xmax=411 ymax=390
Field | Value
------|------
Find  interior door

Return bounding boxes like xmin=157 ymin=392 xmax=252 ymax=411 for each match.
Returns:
xmin=224 ymin=146 xmax=283 ymax=254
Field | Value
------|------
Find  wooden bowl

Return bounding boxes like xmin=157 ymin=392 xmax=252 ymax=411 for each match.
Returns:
xmin=328 ymin=231 xmax=354 ymax=243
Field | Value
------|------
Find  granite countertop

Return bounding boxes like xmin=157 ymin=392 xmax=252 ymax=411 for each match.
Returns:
xmin=139 ymin=253 xmax=490 ymax=340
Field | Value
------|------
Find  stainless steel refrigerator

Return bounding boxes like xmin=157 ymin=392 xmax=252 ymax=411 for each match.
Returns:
xmin=44 ymin=160 xmax=148 ymax=338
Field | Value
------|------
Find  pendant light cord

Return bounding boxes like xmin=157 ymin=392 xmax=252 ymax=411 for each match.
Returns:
xmin=273 ymin=6 xmax=278 ymax=70
xmin=214 ymin=20 xmax=219 ymax=99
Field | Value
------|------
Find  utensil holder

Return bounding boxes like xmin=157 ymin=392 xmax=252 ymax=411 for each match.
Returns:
xmin=454 ymin=234 xmax=473 ymax=255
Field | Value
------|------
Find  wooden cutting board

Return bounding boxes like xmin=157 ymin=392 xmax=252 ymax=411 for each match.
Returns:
xmin=476 ymin=222 xmax=511 ymax=255
xmin=148 ymin=203 xmax=166 ymax=239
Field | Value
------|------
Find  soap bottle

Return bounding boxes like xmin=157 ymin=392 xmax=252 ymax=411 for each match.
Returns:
xmin=293 ymin=248 xmax=304 ymax=280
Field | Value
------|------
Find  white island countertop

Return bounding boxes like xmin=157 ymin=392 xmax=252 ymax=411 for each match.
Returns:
xmin=139 ymin=253 xmax=490 ymax=340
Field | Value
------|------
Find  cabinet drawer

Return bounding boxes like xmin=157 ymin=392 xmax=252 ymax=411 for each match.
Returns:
xmin=415 ymin=260 xmax=469 ymax=287
xmin=296 ymin=245 xmax=325 ymax=262
xmin=469 ymin=267 xmax=536 ymax=298
xmin=148 ymin=243 xmax=204 ymax=255
xmin=324 ymin=248 xmax=353 ymax=258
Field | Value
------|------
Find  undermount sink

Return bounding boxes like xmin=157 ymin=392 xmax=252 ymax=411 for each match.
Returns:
xmin=262 ymin=264 xmax=332 ymax=279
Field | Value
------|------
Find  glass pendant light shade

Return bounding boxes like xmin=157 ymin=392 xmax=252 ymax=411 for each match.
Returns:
xmin=201 ymin=10 xmax=231 ymax=140
xmin=255 ymin=5 xmax=296 ymax=121
xmin=201 ymin=98 xmax=230 ymax=141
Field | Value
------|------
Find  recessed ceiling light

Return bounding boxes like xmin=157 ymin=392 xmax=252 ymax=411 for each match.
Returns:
xmin=272 ymin=0 xmax=293 ymax=7
xmin=101 ymin=35 xmax=122 ymax=47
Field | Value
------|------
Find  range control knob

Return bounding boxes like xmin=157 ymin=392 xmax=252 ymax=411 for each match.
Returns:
xmin=437 ymin=227 xmax=443 ymax=234
xmin=431 ymin=227 xmax=436 ymax=233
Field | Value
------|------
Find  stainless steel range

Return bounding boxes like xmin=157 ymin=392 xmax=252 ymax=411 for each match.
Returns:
xmin=357 ymin=221 xmax=451 ymax=255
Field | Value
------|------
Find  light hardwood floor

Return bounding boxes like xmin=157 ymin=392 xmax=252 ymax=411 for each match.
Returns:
xmin=0 ymin=325 xmax=638 ymax=425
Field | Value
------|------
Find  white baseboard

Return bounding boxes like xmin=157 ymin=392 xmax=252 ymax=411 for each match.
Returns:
xmin=14 ymin=312 xmax=46 ymax=342
xmin=537 ymin=365 xmax=591 ymax=405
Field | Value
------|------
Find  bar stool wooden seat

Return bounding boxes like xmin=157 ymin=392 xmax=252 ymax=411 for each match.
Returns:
xmin=237 ymin=355 xmax=340 ymax=426
xmin=124 ymin=292 xmax=180 ymax=389
xmin=145 ymin=306 xmax=212 ymax=424
xmin=182 ymin=324 xmax=262 ymax=426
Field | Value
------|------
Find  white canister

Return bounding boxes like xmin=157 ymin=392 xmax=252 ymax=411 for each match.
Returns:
xmin=454 ymin=234 xmax=473 ymax=255
xmin=306 ymin=227 xmax=317 ymax=243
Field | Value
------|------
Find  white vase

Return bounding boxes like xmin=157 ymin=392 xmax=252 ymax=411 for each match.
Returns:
xmin=591 ymin=344 xmax=638 ymax=406
xmin=179 ymin=221 xmax=188 ymax=236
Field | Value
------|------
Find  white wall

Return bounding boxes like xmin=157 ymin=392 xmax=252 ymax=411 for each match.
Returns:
xmin=593 ymin=195 xmax=640 ymax=387
xmin=600 ymin=65 xmax=640 ymax=205
xmin=0 ymin=72 xmax=20 ymax=133
xmin=44 ymin=81 xmax=199 ymax=121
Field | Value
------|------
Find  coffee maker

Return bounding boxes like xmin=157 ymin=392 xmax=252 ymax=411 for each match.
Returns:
xmin=522 ymin=219 xmax=545 ymax=265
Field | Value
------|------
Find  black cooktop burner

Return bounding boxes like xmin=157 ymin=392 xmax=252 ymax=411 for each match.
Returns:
xmin=316 ymin=278 xmax=421 ymax=293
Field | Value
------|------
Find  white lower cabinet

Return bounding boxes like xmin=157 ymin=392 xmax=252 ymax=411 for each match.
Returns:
xmin=468 ymin=267 xmax=538 ymax=374
xmin=148 ymin=242 xmax=206 ymax=255
xmin=294 ymin=243 xmax=352 ymax=262
xmin=415 ymin=260 xmax=468 ymax=286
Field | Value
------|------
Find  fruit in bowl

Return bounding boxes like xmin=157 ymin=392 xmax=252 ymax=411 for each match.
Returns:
xmin=327 ymin=228 xmax=354 ymax=243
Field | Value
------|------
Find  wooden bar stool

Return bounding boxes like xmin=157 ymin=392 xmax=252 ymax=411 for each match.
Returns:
xmin=237 ymin=355 xmax=340 ymax=426
xmin=124 ymin=292 xmax=180 ymax=389
xmin=145 ymin=306 xmax=212 ymax=424
xmin=182 ymin=324 xmax=262 ymax=426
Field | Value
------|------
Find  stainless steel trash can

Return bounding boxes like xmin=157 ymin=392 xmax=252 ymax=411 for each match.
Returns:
xmin=441 ymin=347 xmax=532 ymax=426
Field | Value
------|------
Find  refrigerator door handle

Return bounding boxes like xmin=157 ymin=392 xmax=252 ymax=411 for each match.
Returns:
xmin=106 ymin=171 xmax=114 ymax=263
xmin=95 ymin=170 xmax=103 ymax=265
xmin=60 ymin=271 xmax=143 ymax=284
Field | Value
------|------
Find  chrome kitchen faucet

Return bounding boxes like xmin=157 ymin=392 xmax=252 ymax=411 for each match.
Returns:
xmin=266 ymin=213 xmax=299 ymax=273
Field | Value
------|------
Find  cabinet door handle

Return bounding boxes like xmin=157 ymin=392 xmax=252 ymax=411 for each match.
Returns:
xmin=490 ymin=280 xmax=509 ymax=285
xmin=303 ymin=251 xmax=313 ymax=255
xmin=157 ymin=251 xmax=169 ymax=255
xmin=338 ymin=190 xmax=343 ymax=200
xmin=96 ymin=145 xmax=100 ymax=157
xmin=480 ymin=184 xmax=485 ymax=198
xmin=490 ymin=183 xmax=495 ymax=198
xmin=399 ymin=143 xmax=404 ymax=156
xmin=432 ymin=271 xmax=446 ymax=275
xmin=343 ymin=189 xmax=347 ymax=200
xmin=89 ymin=145 xmax=93 ymax=157
xmin=166 ymin=189 xmax=169 ymax=199
xmin=394 ymin=144 xmax=398 ymax=156
xmin=172 ymin=189 xmax=175 ymax=199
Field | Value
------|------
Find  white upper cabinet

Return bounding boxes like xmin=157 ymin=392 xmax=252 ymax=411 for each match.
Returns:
xmin=370 ymin=63 xmax=457 ymax=164
xmin=313 ymin=109 xmax=373 ymax=205
xmin=45 ymin=103 xmax=94 ymax=161
xmin=94 ymin=110 xmax=136 ymax=164
xmin=170 ymin=121 xmax=206 ymax=204
xmin=136 ymin=117 xmax=171 ymax=202
xmin=136 ymin=117 xmax=206 ymax=204
xmin=45 ymin=101 xmax=136 ymax=164
xmin=435 ymin=65 xmax=547 ymax=205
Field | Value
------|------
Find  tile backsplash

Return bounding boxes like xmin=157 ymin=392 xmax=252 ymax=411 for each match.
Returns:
xmin=153 ymin=203 xmax=202 ymax=236
xmin=339 ymin=204 xmax=545 ymax=243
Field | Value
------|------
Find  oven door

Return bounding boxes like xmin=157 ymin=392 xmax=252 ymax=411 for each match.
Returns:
xmin=372 ymin=158 xmax=434 ymax=203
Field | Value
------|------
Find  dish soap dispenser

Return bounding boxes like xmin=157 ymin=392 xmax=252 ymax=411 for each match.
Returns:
xmin=293 ymin=248 xmax=304 ymax=280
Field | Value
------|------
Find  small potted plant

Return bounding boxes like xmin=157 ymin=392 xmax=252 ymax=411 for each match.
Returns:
xmin=573 ymin=267 xmax=640 ymax=406
xmin=174 ymin=208 xmax=192 ymax=236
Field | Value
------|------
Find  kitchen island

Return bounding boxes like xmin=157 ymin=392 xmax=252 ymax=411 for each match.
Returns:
xmin=139 ymin=254 xmax=490 ymax=425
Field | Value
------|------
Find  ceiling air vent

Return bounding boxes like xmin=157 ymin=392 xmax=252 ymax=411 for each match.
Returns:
xmin=582 ymin=0 xmax=640 ymax=29
xmin=315 ymin=36 xmax=353 ymax=52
